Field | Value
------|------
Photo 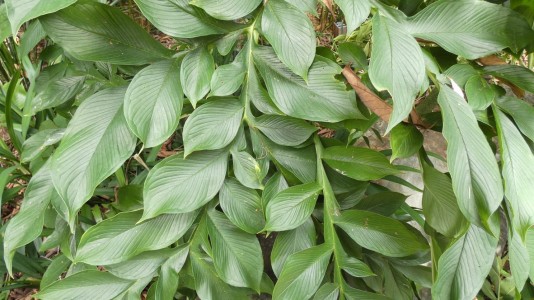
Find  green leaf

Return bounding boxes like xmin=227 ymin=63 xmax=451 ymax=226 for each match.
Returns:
xmin=264 ymin=182 xmax=322 ymax=231
xmin=191 ymin=0 xmax=261 ymax=20
xmin=464 ymin=75 xmax=496 ymax=110
xmin=261 ymin=0 xmax=316 ymax=79
xmin=4 ymin=163 xmax=59 ymax=275
xmin=313 ymin=283 xmax=339 ymax=300
xmin=335 ymin=210 xmax=428 ymax=257
xmin=526 ymin=229 xmax=534 ymax=281
xmin=181 ymin=47 xmax=215 ymax=107
xmin=32 ymin=76 xmax=85 ymax=113
xmin=322 ymin=146 xmax=399 ymax=181
xmin=496 ymin=96 xmax=534 ymax=142
xmin=114 ymin=276 xmax=152 ymax=300
xmin=106 ymin=248 xmax=176 ymax=280
xmin=21 ymin=128 xmax=64 ymax=163
xmin=406 ymin=0 xmax=534 ymax=59
xmin=5 ymin=0 xmax=76 ymax=36
xmin=210 ymin=62 xmax=246 ymax=97
xmin=509 ymin=232 xmax=530 ymax=291
xmin=289 ymin=0 xmax=318 ymax=15
xmin=151 ymin=245 xmax=189 ymax=300
xmin=334 ymin=0 xmax=371 ymax=33
xmin=134 ymin=0 xmax=227 ymax=38
xmin=390 ymin=123 xmax=423 ymax=161
xmin=483 ymin=64 xmax=534 ymax=94
xmin=0 ymin=5 xmax=10 ymax=41
xmin=41 ymin=255 xmax=71 ymax=289
xmin=75 ymin=210 xmax=197 ymax=265
xmin=344 ymin=285 xmax=391 ymax=300
xmin=273 ymin=244 xmax=332 ymax=300
xmin=142 ymin=150 xmax=227 ymax=220
xmin=50 ymin=87 xmax=137 ymax=227
xmin=369 ymin=14 xmax=425 ymax=132
xmin=38 ymin=270 xmax=133 ymax=300
xmin=432 ymin=225 xmax=498 ymax=300
xmin=443 ymin=64 xmax=479 ymax=88
xmin=219 ymin=179 xmax=265 ymax=234
xmin=40 ymin=2 xmax=172 ymax=65
xmin=494 ymin=109 xmax=534 ymax=237
xmin=437 ymin=84 xmax=503 ymax=227
xmin=254 ymin=115 xmax=316 ymax=147
xmin=183 ymin=98 xmax=243 ymax=156
xmin=262 ymin=172 xmax=289 ymax=210
xmin=337 ymin=42 xmax=368 ymax=71
xmin=253 ymin=46 xmax=363 ymax=122
xmin=124 ymin=59 xmax=183 ymax=148
xmin=271 ymin=217 xmax=316 ymax=277
xmin=231 ymin=151 xmax=265 ymax=189
xmin=353 ymin=191 xmax=407 ymax=216
xmin=340 ymin=254 xmax=375 ymax=278
xmin=207 ymin=210 xmax=263 ymax=291
xmin=421 ymin=162 xmax=468 ymax=238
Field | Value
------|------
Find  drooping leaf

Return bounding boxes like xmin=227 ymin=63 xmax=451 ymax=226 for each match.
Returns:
xmin=191 ymin=0 xmax=262 ymax=20
xmin=322 ymin=146 xmax=399 ymax=181
xmin=40 ymin=2 xmax=172 ymax=65
xmin=405 ymin=0 xmax=534 ymax=59
xmin=5 ymin=0 xmax=76 ymax=36
xmin=334 ymin=0 xmax=371 ymax=33
xmin=21 ymin=128 xmax=64 ymax=163
xmin=75 ymin=210 xmax=197 ymax=265
xmin=496 ymin=96 xmax=534 ymax=142
xmin=182 ymin=98 xmax=243 ymax=156
xmin=37 ymin=270 xmax=133 ymax=300
xmin=219 ymin=179 xmax=265 ymax=234
xmin=272 ymin=244 xmax=333 ymax=300
xmin=264 ymin=182 xmax=322 ymax=231
xmin=261 ymin=0 xmax=316 ymax=79
xmin=254 ymin=115 xmax=316 ymax=147
xmin=494 ymin=109 xmax=534 ymax=237
xmin=369 ymin=14 xmax=426 ymax=132
xmin=4 ymin=163 xmax=60 ymax=275
xmin=483 ymin=64 xmax=534 ymax=94
xmin=142 ymin=150 xmax=227 ymax=220
xmin=231 ymin=150 xmax=265 ymax=190
xmin=253 ymin=46 xmax=363 ymax=122
xmin=432 ymin=225 xmax=498 ymax=300
xmin=210 ymin=62 xmax=246 ymax=97
xmin=207 ymin=210 xmax=263 ymax=291
xmin=437 ymin=84 xmax=503 ymax=227
xmin=335 ymin=210 xmax=429 ymax=257
xmin=50 ymin=87 xmax=137 ymax=227
xmin=124 ymin=59 xmax=183 ymax=148
xmin=389 ymin=123 xmax=423 ymax=161
xmin=181 ymin=46 xmax=215 ymax=107
xmin=271 ymin=218 xmax=316 ymax=277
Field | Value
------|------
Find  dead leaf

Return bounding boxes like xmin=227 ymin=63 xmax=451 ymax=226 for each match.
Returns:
xmin=321 ymin=0 xmax=335 ymax=17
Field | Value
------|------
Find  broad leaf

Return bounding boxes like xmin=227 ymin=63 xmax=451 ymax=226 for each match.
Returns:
xmin=483 ymin=64 xmax=534 ymax=94
xmin=231 ymin=151 xmax=265 ymax=190
xmin=50 ymin=87 xmax=137 ymax=227
xmin=390 ymin=123 xmax=423 ymax=161
xmin=38 ymin=271 xmax=133 ymax=300
xmin=496 ymin=96 xmax=534 ymax=142
xmin=509 ymin=232 xmax=530 ymax=291
xmin=181 ymin=46 xmax=215 ymax=107
xmin=124 ymin=59 xmax=183 ymax=147
xmin=210 ymin=62 xmax=246 ymax=97
xmin=494 ymin=109 xmax=534 ymax=237
xmin=40 ymin=2 xmax=172 ymax=65
xmin=264 ymin=182 xmax=322 ymax=231
xmin=353 ymin=191 xmax=407 ymax=216
xmin=32 ymin=76 xmax=85 ymax=113
xmin=464 ymin=75 xmax=495 ymax=110
xmin=182 ymin=98 xmax=243 ymax=156
xmin=6 ymin=0 xmax=76 ymax=36
xmin=191 ymin=0 xmax=262 ymax=20
xmin=433 ymin=225 xmax=498 ymax=300
xmin=322 ymin=146 xmax=398 ymax=181
xmin=369 ymin=14 xmax=425 ymax=132
xmin=75 ymin=210 xmax=197 ymax=265
xmin=313 ymin=283 xmax=339 ymax=300
xmin=254 ymin=115 xmax=316 ymax=147
xmin=253 ymin=46 xmax=363 ymax=122
xmin=261 ymin=0 xmax=316 ymax=79
xmin=151 ymin=245 xmax=189 ymax=300
xmin=406 ymin=0 xmax=534 ymax=59
xmin=335 ymin=210 xmax=428 ymax=257
xmin=262 ymin=172 xmax=289 ymax=210
xmin=142 ymin=150 xmax=227 ymax=220
xmin=273 ymin=244 xmax=332 ymax=300
xmin=21 ymin=128 xmax=64 ymax=163
xmin=207 ymin=210 xmax=263 ymax=291
xmin=219 ymin=179 xmax=265 ymax=234
xmin=271 ymin=218 xmax=316 ymax=277
xmin=4 ymin=163 xmax=60 ymax=275
xmin=437 ymin=84 xmax=503 ymax=227
xmin=334 ymin=0 xmax=371 ymax=33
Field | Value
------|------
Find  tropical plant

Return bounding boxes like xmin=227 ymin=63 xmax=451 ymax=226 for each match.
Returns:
xmin=1 ymin=0 xmax=534 ymax=299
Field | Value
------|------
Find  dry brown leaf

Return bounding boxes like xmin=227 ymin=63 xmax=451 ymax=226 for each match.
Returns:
xmin=321 ymin=0 xmax=335 ymax=17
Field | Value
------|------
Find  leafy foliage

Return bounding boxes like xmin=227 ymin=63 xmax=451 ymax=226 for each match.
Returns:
xmin=1 ymin=0 xmax=534 ymax=299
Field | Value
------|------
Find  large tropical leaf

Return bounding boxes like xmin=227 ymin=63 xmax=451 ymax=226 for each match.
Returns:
xmin=5 ymin=0 xmax=76 ymax=36
xmin=50 ymin=87 xmax=137 ymax=227
xmin=334 ymin=0 xmax=371 ymax=33
xmin=496 ymin=96 xmax=534 ymax=142
xmin=437 ymin=84 xmax=503 ymax=227
xmin=124 ymin=59 xmax=183 ymax=148
xmin=483 ymin=64 xmax=534 ymax=94
xmin=75 ymin=210 xmax=197 ymax=265
xmin=20 ymin=128 xmax=64 ymax=163
xmin=191 ymin=0 xmax=262 ymax=21
xmin=254 ymin=115 xmax=316 ymax=147
xmin=40 ymin=2 xmax=172 ymax=65
xmin=369 ymin=14 xmax=425 ymax=132
xmin=181 ymin=46 xmax=215 ymax=106
xmin=219 ymin=179 xmax=265 ymax=234
xmin=142 ymin=150 xmax=227 ymax=220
